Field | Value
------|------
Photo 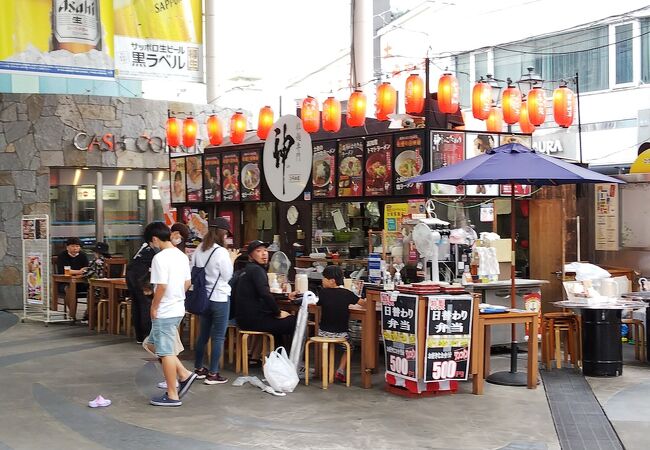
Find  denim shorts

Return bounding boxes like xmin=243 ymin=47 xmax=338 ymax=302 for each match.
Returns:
xmin=150 ymin=316 xmax=183 ymax=357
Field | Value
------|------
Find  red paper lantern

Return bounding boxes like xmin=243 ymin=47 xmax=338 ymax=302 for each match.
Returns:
xmin=230 ymin=112 xmax=246 ymax=144
xmin=405 ymin=73 xmax=424 ymax=114
xmin=166 ymin=117 xmax=181 ymax=148
xmin=182 ymin=117 xmax=198 ymax=148
xmin=527 ymin=87 xmax=546 ymax=126
xmin=301 ymin=96 xmax=320 ymax=133
xmin=437 ymin=73 xmax=459 ymax=114
xmin=519 ymin=101 xmax=536 ymax=134
xmin=347 ymin=90 xmax=367 ymax=127
xmin=375 ymin=82 xmax=396 ymax=121
xmin=257 ymin=106 xmax=274 ymax=140
xmin=486 ymin=107 xmax=504 ymax=132
xmin=472 ymin=82 xmax=492 ymax=120
xmin=322 ymin=96 xmax=341 ymax=132
xmin=553 ymin=86 xmax=575 ymax=128
xmin=502 ymin=85 xmax=522 ymax=125
xmin=206 ymin=115 xmax=223 ymax=146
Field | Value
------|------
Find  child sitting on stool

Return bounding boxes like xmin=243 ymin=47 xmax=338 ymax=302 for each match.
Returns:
xmin=317 ymin=265 xmax=365 ymax=383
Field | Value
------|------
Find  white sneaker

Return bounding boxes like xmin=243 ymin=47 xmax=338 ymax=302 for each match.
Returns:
xmin=157 ymin=380 xmax=180 ymax=389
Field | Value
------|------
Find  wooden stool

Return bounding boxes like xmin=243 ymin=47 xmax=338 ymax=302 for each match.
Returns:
xmin=97 ymin=299 xmax=109 ymax=333
xmin=304 ymin=336 xmax=351 ymax=389
xmin=116 ymin=300 xmax=132 ymax=336
xmin=623 ymin=318 xmax=646 ymax=361
xmin=178 ymin=313 xmax=199 ymax=349
xmin=236 ymin=330 xmax=275 ymax=375
xmin=541 ymin=312 xmax=581 ymax=369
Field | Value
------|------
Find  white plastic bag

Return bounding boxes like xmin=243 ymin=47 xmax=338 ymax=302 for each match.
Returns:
xmin=263 ymin=346 xmax=299 ymax=393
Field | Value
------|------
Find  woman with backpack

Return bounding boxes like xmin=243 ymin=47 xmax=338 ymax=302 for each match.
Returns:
xmin=191 ymin=218 xmax=240 ymax=385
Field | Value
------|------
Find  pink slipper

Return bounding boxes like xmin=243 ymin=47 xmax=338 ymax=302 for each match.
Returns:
xmin=88 ymin=395 xmax=111 ymax=408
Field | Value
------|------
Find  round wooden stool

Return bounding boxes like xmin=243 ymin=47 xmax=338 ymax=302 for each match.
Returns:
xmin=117 ymin=299 xmax=132 ymax=336
xmin=236 ymin=330 xmax=275 ymax=375
xmin=97 ymin=299 xmax=109 ymax=333
xmin=541 ymin=312 xmax=581 ymax=369
xmin=304 ymin=336 xmax=351 ymax=389
xmin=622 ymin=318 xmax=646 ymax=361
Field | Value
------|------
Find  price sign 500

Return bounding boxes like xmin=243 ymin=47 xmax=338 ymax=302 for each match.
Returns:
xmin=430 ymin=360 xmax=457 ymax=380
xmin=389 ymin=355 xmax=409 ymax=376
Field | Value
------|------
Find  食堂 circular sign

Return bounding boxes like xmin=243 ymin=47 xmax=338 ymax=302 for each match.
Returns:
xmin=263 ymin=115 xmax=312 ymax=202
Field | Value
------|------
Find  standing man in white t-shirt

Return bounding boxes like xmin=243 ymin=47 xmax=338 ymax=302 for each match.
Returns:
xmin=145 ymin=222 xmax=197 ymax=407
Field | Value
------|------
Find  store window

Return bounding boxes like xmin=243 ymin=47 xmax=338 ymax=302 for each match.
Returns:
xmin=615 ymin=23 xmax=634 ymax=85
xmin=50 ymin=184 xmax=97 ymax=255
xmin=641 ymin=18 xmax=649 ymax=83
xmin=455 ymin=53 xmax=471 ymax=109
xmin=103 ymin=185 xmax=146 ymax=259
xmin=474 ymin=51 xmax=488 ymax=81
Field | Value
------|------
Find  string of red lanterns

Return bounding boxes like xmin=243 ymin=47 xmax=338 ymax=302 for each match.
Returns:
xmin=165 ymin=70 xmax=575 ymax=149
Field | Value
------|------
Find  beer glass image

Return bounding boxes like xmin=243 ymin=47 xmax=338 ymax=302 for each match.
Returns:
xmin=114 ymin=0 xmax=198 ymax=43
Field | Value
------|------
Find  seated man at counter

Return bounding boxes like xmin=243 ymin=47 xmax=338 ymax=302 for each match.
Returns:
xmin=56 ymin=237 xmax=90 ymax=323
xmin=234 ymin=240 xmax=297 ymax=346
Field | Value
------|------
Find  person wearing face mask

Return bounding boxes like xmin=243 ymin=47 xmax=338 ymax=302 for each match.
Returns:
xmin=170 ymin=222 xmax=190 ymax=254
xmin=234 ymin=240 xmax=297 ymax=347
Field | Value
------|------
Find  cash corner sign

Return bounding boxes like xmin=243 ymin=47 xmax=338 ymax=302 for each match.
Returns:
xmin=262 ymin=115 xmax=312 ymax=202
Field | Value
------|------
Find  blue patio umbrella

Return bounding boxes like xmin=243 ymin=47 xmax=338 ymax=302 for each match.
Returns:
xmin=408 ymin=142 xmax=624 ymax=385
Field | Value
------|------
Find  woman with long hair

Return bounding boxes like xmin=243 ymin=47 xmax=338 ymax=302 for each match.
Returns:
xmin=191 ymin=218 xmax=240 ymax=384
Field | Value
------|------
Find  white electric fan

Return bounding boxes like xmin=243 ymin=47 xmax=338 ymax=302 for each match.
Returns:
xmin=269 ymin=251 xmax=291 ymax=285
xmin=412 ymin=223 xmax=441 ymax=282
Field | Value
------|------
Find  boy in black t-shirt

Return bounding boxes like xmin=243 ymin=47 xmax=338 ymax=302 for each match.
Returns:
xmin=317 ymin=265 xmax=365 ymax=383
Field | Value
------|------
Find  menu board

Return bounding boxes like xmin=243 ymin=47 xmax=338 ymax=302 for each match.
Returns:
xmin=312 ymin=141 xmax=337 ymax=198
xmin=365 ymin=135 xmax=393 ymax=196
xmin=203 ymin=154 xmax=221 ymax=202
xmin=338 ymin=138 xmax=364 ymax=197
xmin=241 ymin=149 xmax=261 ymax=201
xmin=394 ymin=132 xmax=425 ymax=196
xmin=186 ymin=155 xmax=203 ymax=202
xmin=221 ymin=151 xmax=240 ymax=202
xmin=431 ymin=131 xmax=464 ymax=169
xmin=381 ymin=292 xmax=418 ymax=381
xmin=169 ymin=157 xmax=186 ymax=203
xmin=424 ymin=295 xmax=474 ymax=382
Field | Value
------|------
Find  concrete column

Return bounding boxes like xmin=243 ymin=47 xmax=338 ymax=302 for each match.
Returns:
xmin=352 ymin=0 xmax=374 ymax=108
xmin=205 ymin=0 xmax=219 ymax=104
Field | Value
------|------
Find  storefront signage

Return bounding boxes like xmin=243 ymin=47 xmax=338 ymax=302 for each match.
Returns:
xmin=338 ymin=138 xmax=364 ymax=197
xmin=365 ymin=135 xmax=393 ymax=197
xmin=203 ymin=154 xmax=221 ymax=202
xmin=424 ymin=295 xmax=473 ymax=382
xmin=262 ymin=115 xmax=312 ymax=202
xmin=241 ymin=149 xmax=261 ymax=201
xmin=22 ymin=215 xmax=50 ymax=308
xmin=595 ymin=183 xmax=619 ymax=251
xmin=186 ymin=155 xmax=203 ymax=202
xmin=312 ymin=141 xmax=337 ymax=198
xmin=394 ymin=131 xmax=425 ymax=196
xmin=381 ymin=292 xmax=418 ymax=381
xmin=221 ymin=151 xmax=241 ymax=202
xmin=531 ymin=131 xmax=577 ymax=161
xmin=73 ymin=132 xmax=166 ymax=153
xmin=431 ymin=130 xmax=464 ymax=169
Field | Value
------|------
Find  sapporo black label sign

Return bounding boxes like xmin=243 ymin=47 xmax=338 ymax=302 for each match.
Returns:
xmin=381 ymin=292 xmax=418 ymax=381
xmin=424 ymin=295 xmax=474 ymax=382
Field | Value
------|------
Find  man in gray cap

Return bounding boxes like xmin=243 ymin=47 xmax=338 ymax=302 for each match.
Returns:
xmin=234 ymin=240 xmax=296 ymax=344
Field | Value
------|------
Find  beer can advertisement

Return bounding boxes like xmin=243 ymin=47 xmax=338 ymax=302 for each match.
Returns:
xmin=0 ymin=0 xmax=114 ymax=77
xmin=113 ymin=0 xmax=203 ymax=81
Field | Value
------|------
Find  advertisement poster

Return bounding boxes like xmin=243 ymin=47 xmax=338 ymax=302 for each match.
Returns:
xmin=381 ymin=292 xmax=419 ymax=381
xmin=203 ymin=154 xmax=221 ymax=202
xmin=113 ymin=0 xmax=203 ymax=81
xmin=465 ymin=133 xmax=498 ymax=159
xmin=501 ymin=184 xmax=532 ymax=196
xmin=25 ymin=253 xmax=44 ymax=305
xmin=0 ymin=0 xmax=114 ymax=78
xmin=431 ymin=131 xmax=464 ymax=169
xmin=338 ymin=138 xmax=364 ymax=197
xmin=365 ymin=135 xmax=393 ymax=197
xmin=312 ymin=141 xmax=337 ymax=198
xmin=185 ymin=154 xmax=203 ymax=202
xmin=384 ymin=203 xmax=409 ymax=232
xmin=221 ymin=151 xmax=240 ymax=202
xmin=500 ymin=134 xmax=532 ymax=147
xmin=424 ymin=295 xmax=474 ymax=382
xmin=170 ymin=157 xmax=186 ymax=203
xmin=595 ymin=183 xmax=619 ymax=251
xmin=22 ymin=218 xmax=47 ymax=240
xmin=241 ymin=149 xmax=261 ymax=201
xmin=394 ymin=132 xmax=425 ymax=196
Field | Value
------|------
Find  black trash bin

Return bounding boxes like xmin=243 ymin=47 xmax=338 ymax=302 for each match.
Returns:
xmin=581 ymin=309 xmax=623 ymax=377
